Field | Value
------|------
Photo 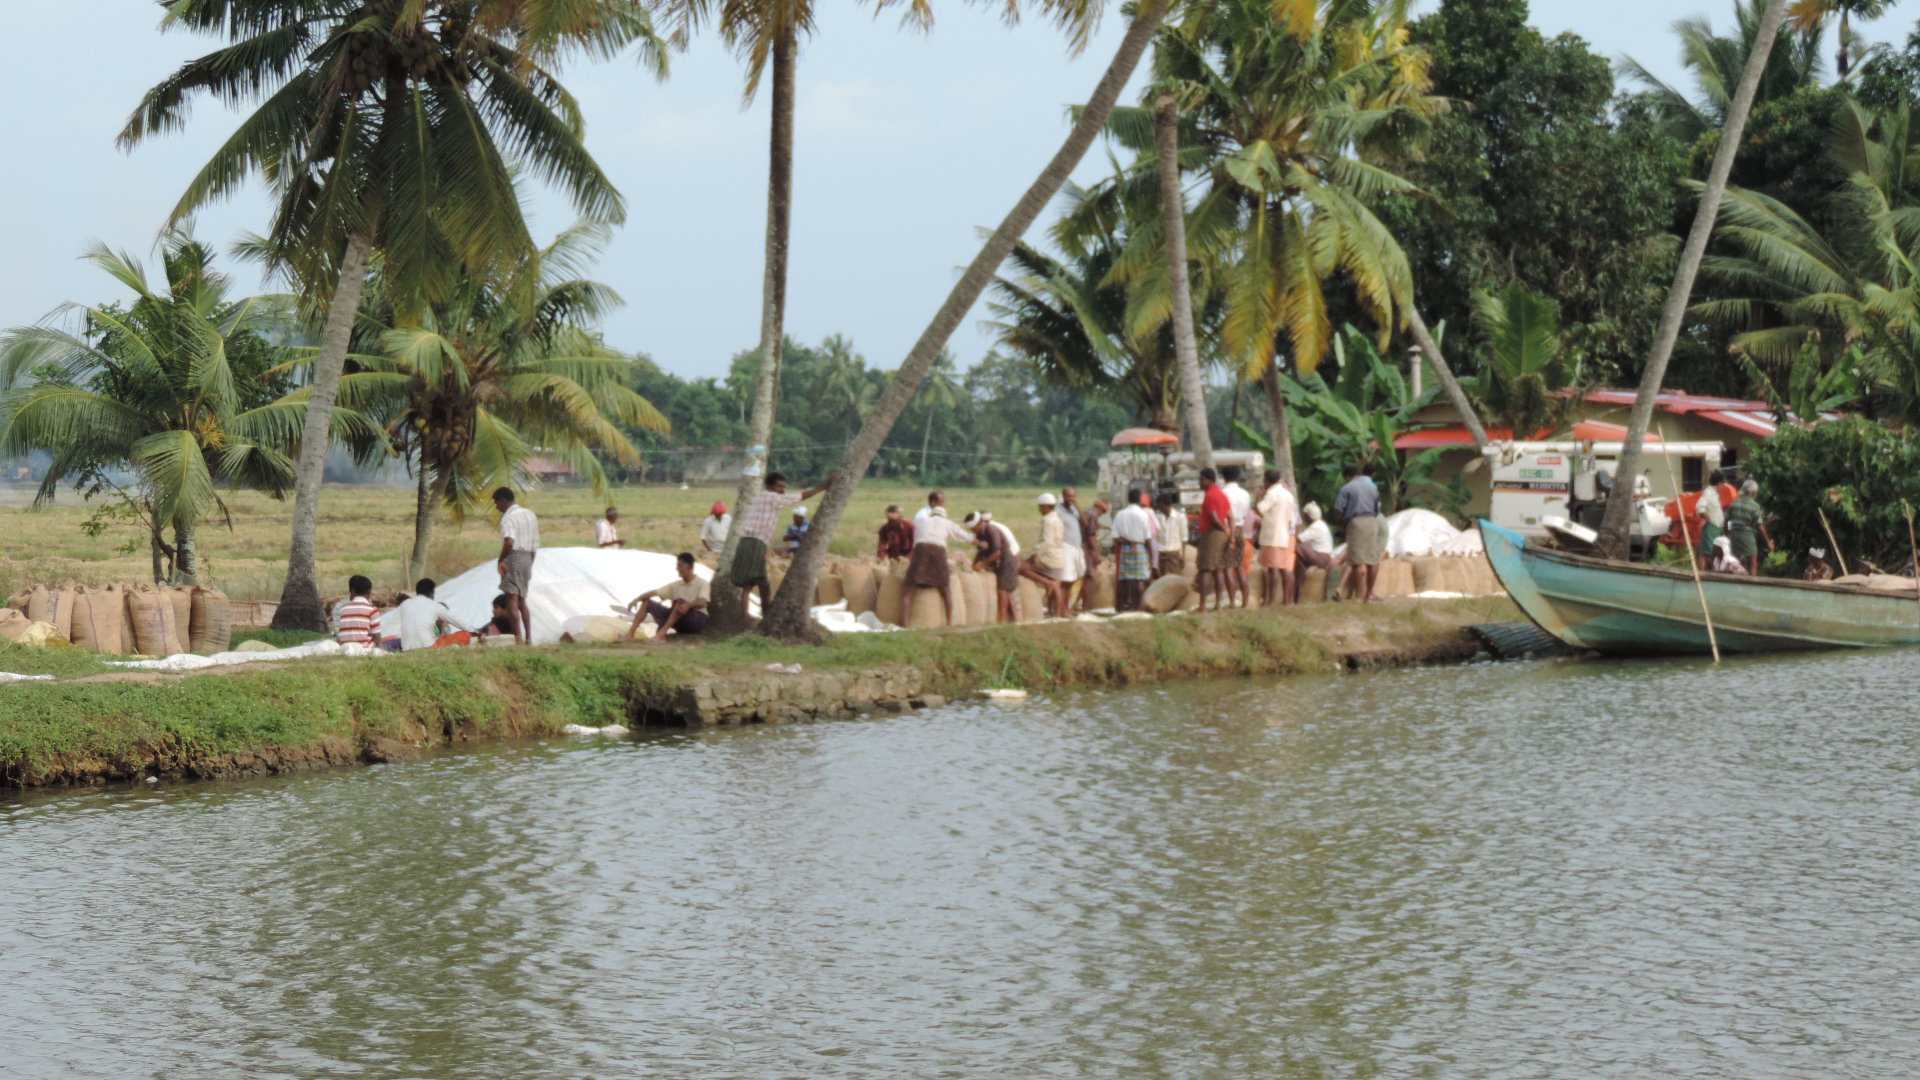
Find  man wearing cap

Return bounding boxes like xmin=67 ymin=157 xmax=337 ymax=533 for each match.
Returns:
xmin=878 ymin=504 xmax=916 ymax=560
xmin=781 ymin=505 xmax=811 ymax=555
xmin=595 ymin=506 xmax=624 ymax=548
xmin=1805 ymin=547 xmax=1833 ymax=581
xmin=701 ymin=502 xmax=731 ymax=554
xmin=731 ymin=471 xmax=835 ymax=619
xmin=902 ymin=503 xmax=973 ymax=627
xmin=1019 ymin=492 xmax=1071 ymax=618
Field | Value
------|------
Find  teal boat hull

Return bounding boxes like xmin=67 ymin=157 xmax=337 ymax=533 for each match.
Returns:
xmin=1479 ymin=520 xmax=1920 ymax=655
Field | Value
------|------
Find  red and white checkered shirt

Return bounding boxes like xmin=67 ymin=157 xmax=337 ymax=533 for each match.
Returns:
xmin=742 ymin=490 xmax=804 ymax=542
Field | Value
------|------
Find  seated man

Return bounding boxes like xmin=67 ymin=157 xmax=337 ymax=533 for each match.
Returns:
xmin=623 ymin=553 xmax=712 ymax=642
xmin=333 ymin=575 xmax=381 ymax=647
xmin=477 ymin=594 xmax=516 ymax=640
xmin=394 ymin=578 xmax=475 ymax=650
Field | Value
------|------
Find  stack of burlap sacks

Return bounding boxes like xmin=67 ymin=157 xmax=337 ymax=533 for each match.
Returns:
xmin=0 ymin=582 xmax=234 ymax=656
xmin=761 ymin=548 xmax=1503 ymax=630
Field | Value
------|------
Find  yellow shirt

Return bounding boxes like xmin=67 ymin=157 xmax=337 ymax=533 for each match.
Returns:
xmin=657 ymin=577 xmax=711 ymax=605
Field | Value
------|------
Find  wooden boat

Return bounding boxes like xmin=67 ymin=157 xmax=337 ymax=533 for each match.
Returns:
xmin=1479 ymin=519 xmax=1920 ymax=655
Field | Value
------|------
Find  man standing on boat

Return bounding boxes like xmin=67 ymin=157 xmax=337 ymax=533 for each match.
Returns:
xmin=1726 ymin=479 xmax=1774 ymax=575
xmin=1697 ymin=470 xmax=1729 ymax=571
xmin=1334 ymin=463 xmax=1382 ymax=603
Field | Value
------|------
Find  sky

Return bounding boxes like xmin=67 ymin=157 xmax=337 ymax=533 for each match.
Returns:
xmin=0 ymin=1 xmax=1905 ymax=383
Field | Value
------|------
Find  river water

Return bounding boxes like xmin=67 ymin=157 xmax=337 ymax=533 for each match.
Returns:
xmin=6 ymin=648 xmax=1920 ymax=1078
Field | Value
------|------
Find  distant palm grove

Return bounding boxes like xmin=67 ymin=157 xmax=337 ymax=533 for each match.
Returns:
xmin=2 ymin=0 xmax=1918 ymax=635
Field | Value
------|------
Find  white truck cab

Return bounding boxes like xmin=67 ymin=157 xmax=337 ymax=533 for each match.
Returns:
xmin=1485 ymin=439 xmax=1725 ymax=542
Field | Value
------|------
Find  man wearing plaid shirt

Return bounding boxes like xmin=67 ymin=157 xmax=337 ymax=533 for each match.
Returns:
xmin=730 ymin=471 xmax=835 ymax=619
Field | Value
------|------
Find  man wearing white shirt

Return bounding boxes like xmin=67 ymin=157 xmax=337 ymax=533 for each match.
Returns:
xmin=594 ymin=507 xmax=624 ymax=548
xmin=1220 ymin=466 xmax=1253 ymax=608
xmin=700 ymin=502 xmax=731 ymax=553
xmin=1255 ymin=470 xmax=1298 ymax=607
xmin=493 ymin=487 xmax=539 ymax=644
xmin=1110 ymin=488 xmax=1157 ymax=611
xmin=394 ymin=578 xmax=475 ymax=650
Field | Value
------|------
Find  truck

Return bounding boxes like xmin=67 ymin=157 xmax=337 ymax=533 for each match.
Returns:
xmin=1097 ymin=448 xmax=1267 ymax=510
xmin=1484 ymin=439 xmax=1727 ymax=556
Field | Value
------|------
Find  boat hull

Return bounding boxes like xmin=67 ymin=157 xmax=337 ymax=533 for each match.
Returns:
xmin=1479 ymin=520 xmax=1920 ymax=655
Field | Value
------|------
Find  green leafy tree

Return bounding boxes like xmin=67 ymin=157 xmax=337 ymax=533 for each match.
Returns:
xmin=0 ymin=239 xmax=330 ymax=584
xmin=1280 ymin=325 xmax=1449 ymax=515
xmin=1384 ymin=0 xmax=1684 ymax=384
xmin=121 ymin=0 xmax=664 ymax=629
xmin=343 ymin=225 xmax=670 ymax=579
xmin=1466 ymin=282 xmax=1581 ymax=436
xmin=1745 ymin=417 xmax=1920 ymax=569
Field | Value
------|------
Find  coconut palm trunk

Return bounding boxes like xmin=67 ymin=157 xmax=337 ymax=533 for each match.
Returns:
xmin=173 ymin=514 xmax=198 ymax=586
xmin=272 ymin=229 xmax=375 ymax=630
xmin=757 ymin=0 xmax=1172 ymax=641
xmin=1595 ymin=0 xmax=1790 ymax=558
xmin=1407 ymin=307 xmax=1489 ymax=450
xmin=710 ymin=17 xmax=797 ymax=634
xmin=408 ymin=462 xmax=453 ymax=584
xmin=1260 ymin=366 xmax=1294 ymax=490
xmin=1155 ymin=91 xmax=1213 ymax=474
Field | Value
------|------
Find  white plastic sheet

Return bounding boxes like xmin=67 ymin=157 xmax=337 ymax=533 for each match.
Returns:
xmin=0 ymin=672 xmax=55 ymax=683
xmin=436 ymin=548 xmax=729 ymax=646
xmin=108 ymin=639 xmax=384 ymax=672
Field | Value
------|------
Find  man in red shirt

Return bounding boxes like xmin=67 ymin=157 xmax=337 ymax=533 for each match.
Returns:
xmin=877 ymin=505 xmax=916 ymax=560
xmin=1195 ymin=467 xmax=1234 ymax=612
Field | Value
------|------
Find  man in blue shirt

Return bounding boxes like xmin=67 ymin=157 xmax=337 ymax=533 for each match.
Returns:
xmin=1332 ymin=462 xmax=1383 ymax=602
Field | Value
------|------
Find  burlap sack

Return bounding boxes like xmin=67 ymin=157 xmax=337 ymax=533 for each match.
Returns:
xmin=65 ymin=590 xmax=112 ymax=654
xmin=1410 ymin=556 xmax=1443 ymax=593
xmin=840 ymin=563 xmax=878 ymax=616
xmin=1374 ymin=559 xmax=1414 ymax=599
xmin=906 ymin=586 xmax=948 ymax=630
xmin=875 ymin=569 xmax=907 ymax=627
xmin=189 ymin=586 xmax=234 ymax=654
xmin=1297 ymin=567 xmax=1328 ymax=605
xmin=814 ymin=574 xmax=845 ymax=607
xmin=1141 ymin=575 xmax=1191 ymax=614
xmin=168 ymin=586 xmax=194 ymax=647
xmin=943 ymin=566 xmax=970 ymax=627
xmin=0 ymin=608 xmax=29 ymax=642
xmin=1016 ymin=577 xmax=1047 ymax=623
xmin=126 ymin=584 xmax=185 ymax=656
xmin=964 ymin=571 xmax=995 ymax=625
xmin=1081 ymin=567 xmax=1116 ymax=611
xmin=27 ymin=585 xmax=78 ymax=641
xmin=92 ymin=584 xmax=128 ymax=653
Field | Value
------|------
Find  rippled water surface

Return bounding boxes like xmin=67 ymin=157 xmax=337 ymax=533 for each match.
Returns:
xmin=8 ymin=648 xmax=1920 ymax=1078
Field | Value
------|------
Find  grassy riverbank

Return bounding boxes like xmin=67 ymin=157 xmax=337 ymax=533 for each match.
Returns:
xmin=0 ymin=481 xmax=1048 ymax=603
xmin=0 ymin=598 xmax=1517 ymax=787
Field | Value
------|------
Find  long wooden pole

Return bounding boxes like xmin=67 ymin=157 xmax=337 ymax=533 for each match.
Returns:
xmin=1817 ymin=506 xmax=1850 ymax=577
xmin=1660 ymin=436 xmax=1720 ymax=663
xmin=1903 ymin=500 xmax=1919 ymax=613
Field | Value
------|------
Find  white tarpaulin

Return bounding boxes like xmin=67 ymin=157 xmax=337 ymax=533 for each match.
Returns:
xmin=108 ymin=639 xmax=384 ymax=672
xmin=435 ymin=548 xmax=721 ymax=646
xmin=1385 ymin=509 xmax=1483 ymax=557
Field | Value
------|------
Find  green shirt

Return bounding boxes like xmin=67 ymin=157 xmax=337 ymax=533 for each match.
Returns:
xmin=1726 ymin=496 xmax=1764 ymax=534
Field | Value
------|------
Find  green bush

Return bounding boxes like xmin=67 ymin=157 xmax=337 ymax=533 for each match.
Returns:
xmin=1745 ymin=418 xmax=1920 ymax=572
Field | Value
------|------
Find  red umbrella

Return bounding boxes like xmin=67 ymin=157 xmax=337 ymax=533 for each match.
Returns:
xmin=1110 ymin=427 xmax=1180 ymax=448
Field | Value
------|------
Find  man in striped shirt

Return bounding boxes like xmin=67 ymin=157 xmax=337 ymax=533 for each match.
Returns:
xmin=333 ymin=575 xmax=381 ymax=647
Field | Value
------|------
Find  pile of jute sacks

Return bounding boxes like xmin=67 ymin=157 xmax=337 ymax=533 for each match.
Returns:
xmin=785 ymin=548 xmax=1502 ymax=629
xmin=0 ymin=582 xmax=234 ymax=655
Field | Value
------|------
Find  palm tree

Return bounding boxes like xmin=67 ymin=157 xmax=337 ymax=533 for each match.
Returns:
xmin=120 ymin=0 xmax=664 ymax=629
xmin=757 ymin=0 xmax=1175 ymax=641
xmin=1624 ymin=0 xmax=1824 ymax=146
xmin=1595 ymin=0 xmax=1793 ymax=559
xmin=987 ymin=191 xmax=1197 ymax=432
xmin=1154 ymin=91 xmax=1214 ymax=473
xmin=916 ymin=354 xmax=964 ymax=477
xmin=1152 ymin=0 xmax=1443 ymax=488
xmin=1466 ymin=281 xmax=1581 ymax=437
xmin=343 ymin=225 xmax=670 ymax=579
xmin=0 ymin=238 xmax=327 ymax=584
xmin=1787 ymin=0 xmax=1890 ymax=78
